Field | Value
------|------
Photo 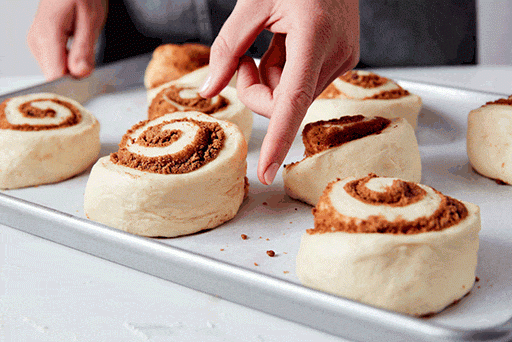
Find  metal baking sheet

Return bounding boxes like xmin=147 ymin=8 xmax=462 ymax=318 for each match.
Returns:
xmin=0 ymin=62 xmax=511 ymax=341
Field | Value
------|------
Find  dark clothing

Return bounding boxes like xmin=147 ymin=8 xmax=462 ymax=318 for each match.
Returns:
xmin=96 ymin=0 xmax=272 ymax=64
xmin=97 ymin=0 xmax=477 ymax=67
xmin=358 ymin=0 xmax=477 ymax=67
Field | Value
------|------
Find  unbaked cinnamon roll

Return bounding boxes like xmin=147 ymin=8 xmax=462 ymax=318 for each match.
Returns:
xmin=144 ymin=43 xmax=211 ymax=90
xmin=144 ymin=43 xmax=236 ymax=90
xmin=83 ymin=111 xmax=248 ymax=237
xmin=467 ymin=96 xmax=512 ymax=185
xmin=147 ymin=81 xmax=252 ymax=142
xmin=296 ymin=174 xmax=481 ymax=317
xmin=0 ymin=93 xmax=100 ymax=189
xmin=301 ymin=70 xmax=422 ymax=129
xmin=283 ymin=115 xmax=421 ymax=206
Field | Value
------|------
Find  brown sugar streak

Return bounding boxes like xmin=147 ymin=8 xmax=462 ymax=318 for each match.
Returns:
xmin=484 ymin=95 xmax=512 ymax=106
xmin=340 ymin=71 xmax=388 ymax=88
xmin=344 ymin=174 xmax=426 ymax=207
xmin=302 ymin=116 xmax=391 ymax=156
xmin=318 ymin=71 xmax=410 ymax=100
xmin=147 ymin=43 xmax=210 ymax=89
xmin=111 ymin=118 xmax=225 ymax=174
xmin=0 ymin=98 xmax=81 ymax=131
xmin=363 ymin=88 xmax=410 ymax=100
xmin=148 ymin=85 xmax=230 ymax=120
xmin=309 ymin=174 xmax=469 ymax=235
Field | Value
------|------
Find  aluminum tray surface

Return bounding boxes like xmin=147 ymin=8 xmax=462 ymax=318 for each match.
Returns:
xmin=0 ymin=76 xmax=511 ymax=341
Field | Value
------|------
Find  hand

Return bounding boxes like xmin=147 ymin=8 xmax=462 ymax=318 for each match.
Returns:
xmin=27 ymin=0 xmax=107 ymax=80
xmin=199 ymin=0 xmax=359 ymax=185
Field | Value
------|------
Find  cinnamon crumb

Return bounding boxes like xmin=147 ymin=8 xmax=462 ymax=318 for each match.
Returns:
xmin=476 ymin=277 xmax=480 ymax=282
xmin=266 ymin=250 xmax=275 ymax=257
xmin=220 ymin=249 xmax=224 ymax=251
xmin=283 ymin=271 xmax=289 ymax=274
xmin=266 ymin=238 xmax=269 ymax=241
xmin=254 ymin=263 xmax=258 ymax=266
xmin=241 ymin=234 xmax=248 ymax=240
xmin=262 ymin=201 xmax=268 ymax=206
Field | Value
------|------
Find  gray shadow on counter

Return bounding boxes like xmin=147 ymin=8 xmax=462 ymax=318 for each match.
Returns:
xmin=416 ymin=105 xmax=465 ymax=146
xmin=99 ymin=142 xmax=119 ymax=158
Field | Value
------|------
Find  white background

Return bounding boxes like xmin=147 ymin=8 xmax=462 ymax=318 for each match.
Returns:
xmin=1 ymin=0 xmax=512 ymax=77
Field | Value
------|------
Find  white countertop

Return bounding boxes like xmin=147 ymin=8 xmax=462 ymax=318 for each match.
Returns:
xmin=1 ymin=65 xmax=512 ymax=342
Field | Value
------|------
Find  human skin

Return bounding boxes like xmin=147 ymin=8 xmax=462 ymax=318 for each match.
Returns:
xmin=27 ymin=0 xmax=108 ymax=80
xmin=26 ymin=0 xmax=360 ymax=185
xmin=200 ymin=0 xmax=360 ymax=184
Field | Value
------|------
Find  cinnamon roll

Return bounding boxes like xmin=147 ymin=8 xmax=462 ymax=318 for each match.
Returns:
xmin=0 ymin=93 xmax=100 ymax=189
xmin=144 ymin=43 xmax=236 ymax=90
xmin=302 ymin=70 xmax=422 ymax=129
xmin=467 ymin=96 xmax=512 ymax=185
xmin=296 ymin=174 xmax=481 ymax=316
xmin=147 ymin=81 xmax=252 ymax=142
xmin=283 ymin=116 xmax=421 ymax=206
xmin=144 ymin=43 xmax=211 ymax=90
xmin=83 ymin=111 xmax=248 ymax=237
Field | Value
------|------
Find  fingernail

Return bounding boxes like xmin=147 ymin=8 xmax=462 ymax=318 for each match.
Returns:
xmin=264 ymin=163 xmax=280 ymax=185
xmin=199 ymin=75 xmax=211 ymax=95
xmin=74 ymin=59 xmax=91 ymax=76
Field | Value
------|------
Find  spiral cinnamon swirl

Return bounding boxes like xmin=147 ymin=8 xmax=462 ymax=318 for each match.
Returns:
xmin=296 ymin=174 xmax=481 ymax=316
xmin=467 ymin=96 xmax=512 ymax=185
xmin=283 ymin=116 xmax=421 ymax=206
xmin=0 ymin=93 xmax=100 ymax=189
xmin=147 ymin=81 xmax=252 ymax=142
xmin=301 ymin=70 xmax=422 ymax=129
xmin=144 ymin=43 xmax=236 ymax=90
xmin=83 ymin=111 xmax=248 ymax=237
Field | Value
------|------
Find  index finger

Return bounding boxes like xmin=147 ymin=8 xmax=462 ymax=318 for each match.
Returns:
xmin=258 ymin=30 xmax=325 ymax=185
xmin=199 ymin=0 xmax=272 ymax=97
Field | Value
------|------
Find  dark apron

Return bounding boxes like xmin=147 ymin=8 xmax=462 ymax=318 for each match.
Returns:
xmin=97 ymin=0 xmax=476 ymax=67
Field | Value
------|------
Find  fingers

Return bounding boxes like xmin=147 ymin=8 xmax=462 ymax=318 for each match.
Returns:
xmin=199 ymin=1 xmax=271 ymax=98
xmin=259 ymin=33 xmax=286 ymax=90
xmin=236 ymin=56 xmax=274 ymax=117
xmin=67 ymin=1 xmax=106 ymax=78
xmin=257 ymin=31 xmax=324 ymax=185
xmin=314 ymin=45 xmax=360 ymax=98
xmin=27 ymin=1 xmax=73 ymax=80
xmin=27 ymin=0 xmax=107 ymax=80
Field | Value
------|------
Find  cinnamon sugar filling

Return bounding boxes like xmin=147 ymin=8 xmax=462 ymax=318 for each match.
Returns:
xmin=340 ymin=71 xmax=388 ymax=88
xmin=0 ymin=98 xmax=81 ymax=131
xmin=302 ymin=116 xmax=391 ymax=156
xmin=148 ymin=85 xmax=229 ymax=120
xmin=309 ymin=175 xmax=469 ymax=235
xmin=318 ymin=83 xmax=343 ymax=99
xmin=163 ymin=43 xmax=210 ymax=73
xmin=363 ymin=88 xmax=410 ymax=100
xmin=484 ymin=95 xmax=512 ymax=106
xmin=111 ymin=118 xmax=225 ymax=174
xmin=344 ymin=175 xmax=426 ymax=206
